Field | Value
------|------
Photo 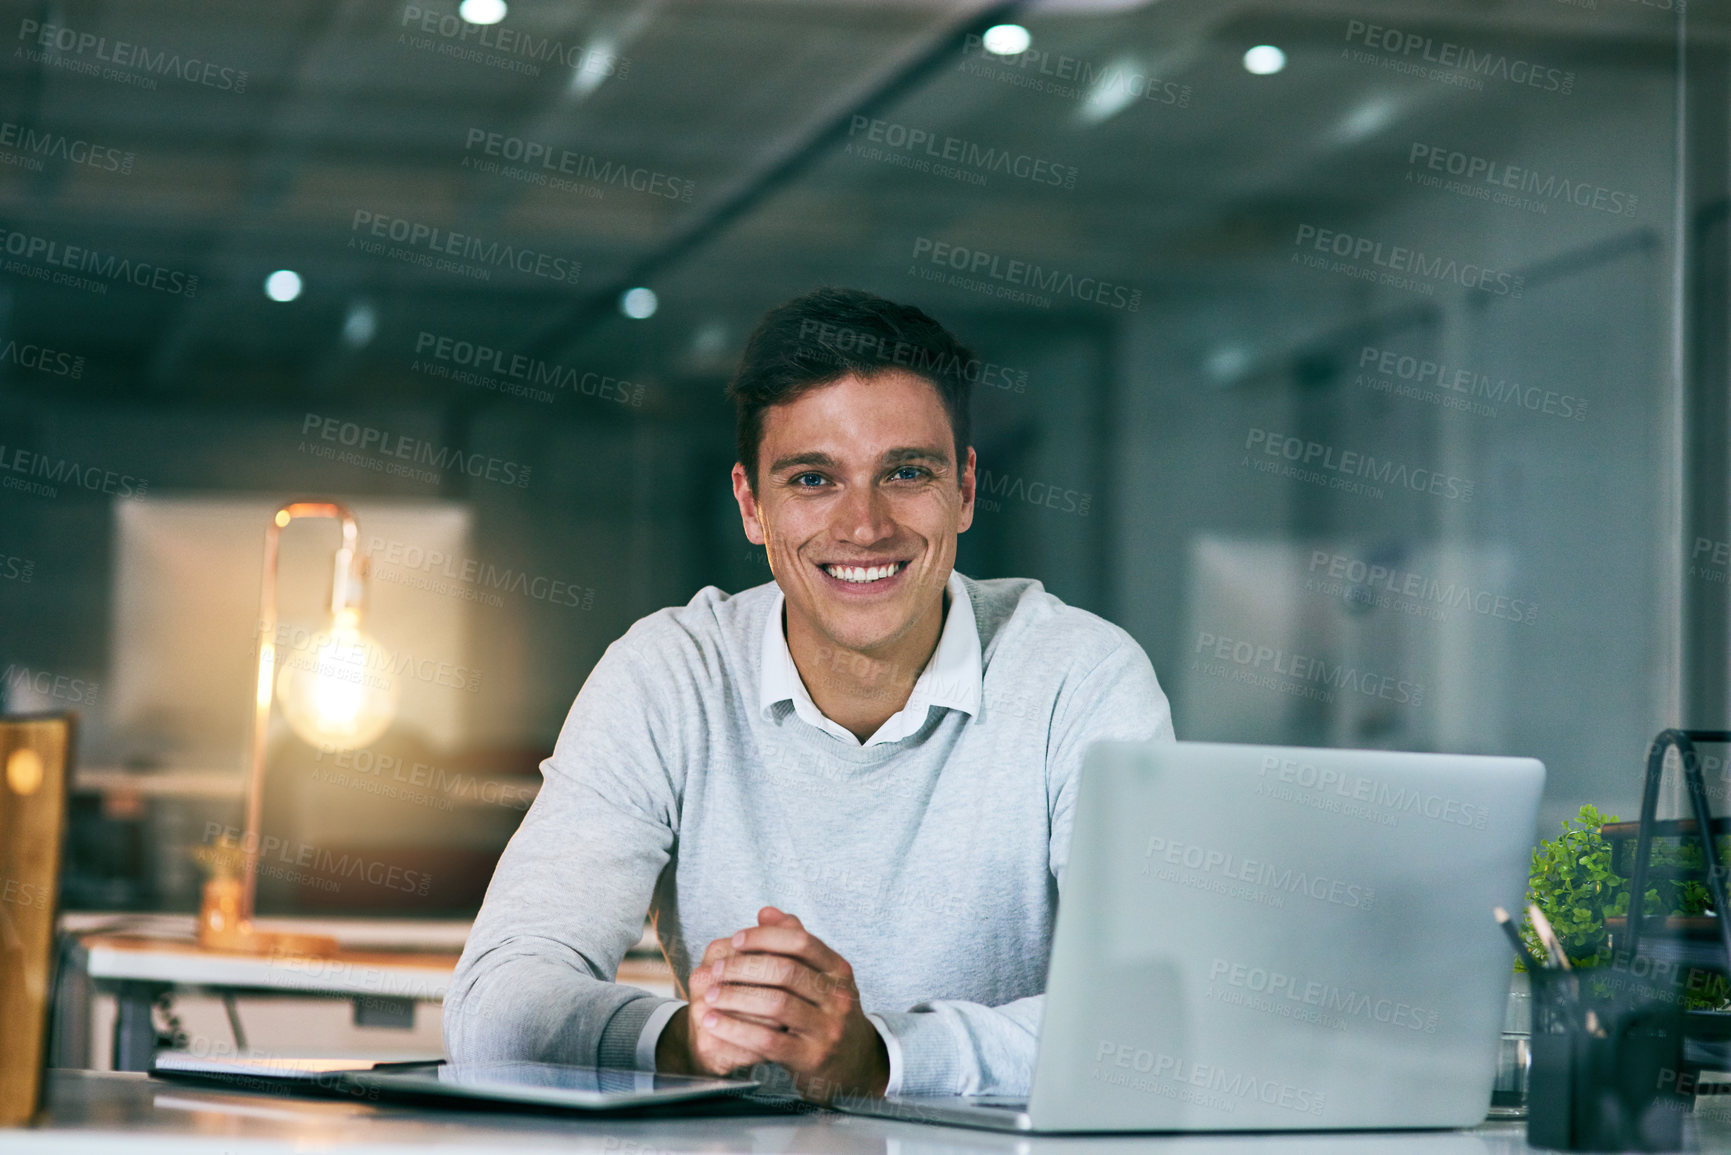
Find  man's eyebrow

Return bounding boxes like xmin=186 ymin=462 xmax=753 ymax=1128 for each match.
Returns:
xmin=882 ymin=447 xmax=951 ymax=467
xmin=768 ymin=447 xmax=951 ymax=474
xmin=768 ymin=450 xmax=840 ymax=474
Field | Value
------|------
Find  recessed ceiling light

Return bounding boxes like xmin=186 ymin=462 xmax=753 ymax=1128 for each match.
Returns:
xmin=568 ymin=35 xmax=617 ymax=98
xmin=459 ymin=0 xmax=507 ymax=26
xmin=692 ymin=321 xmax=728 ymax=357
xmin=1079 ymin=55 xmax=1146 ymax=125
xmin=620 ymin=287 xmax=658 ymax=320
xmin=1243 ymin=45 xmax=1286 ymax=75
xmin=342 ymin=301 xmax=378 ymax=348
xmin=1205 ymin=345 xmax=1252 ymax=384
xmin=982 ymin=24 xmax=1032 ymax=56
xmin=1334 ymin=97 xmax=1397 ymax=144
xmin=264 ymin=270 xmax=302 ymax=302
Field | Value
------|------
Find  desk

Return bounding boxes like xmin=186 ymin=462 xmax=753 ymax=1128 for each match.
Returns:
xmin=55 ymin=916 xmax=677 ymax=1072
xmin=10 ymin=1071 xmax=1731 ymax=1154
xmin=74 ymin=934 xmax=460 ymax=1072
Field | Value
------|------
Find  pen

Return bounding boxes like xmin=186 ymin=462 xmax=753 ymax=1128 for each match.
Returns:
xmin=1522 ymin=906 xmax=1594 ymax=1038
xmin=1493 ymin=906 xmax=1544 ymax=971
xmin=1527 ymin=903 xmax=1572 ymax=970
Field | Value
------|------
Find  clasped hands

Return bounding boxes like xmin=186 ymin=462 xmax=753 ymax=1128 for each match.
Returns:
xmin=655 ymin=906 xmax=889 ymax=1102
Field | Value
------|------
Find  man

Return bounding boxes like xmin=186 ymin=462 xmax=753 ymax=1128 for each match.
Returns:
xmin=445 ymin=288 xmax=1174 ymax=1101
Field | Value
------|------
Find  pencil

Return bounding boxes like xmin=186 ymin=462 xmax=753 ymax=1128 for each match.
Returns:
xmin=1526 ymin=903 xmax=1572 ymax=970
xmin=1493 ymin=906 xmax=1545 ymax=971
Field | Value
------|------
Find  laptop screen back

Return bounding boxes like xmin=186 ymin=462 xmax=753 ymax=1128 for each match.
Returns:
xmin=1031 ymin=740 xmax=1543 ymax=1131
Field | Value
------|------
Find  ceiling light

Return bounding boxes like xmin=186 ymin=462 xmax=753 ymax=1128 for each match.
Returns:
xmin=692 ymin=321 xmax=728 ymax=358
xmin=1205 ymin=346 xmax=1252 ymax=384
xmin=569 ymin=35 xmax=617 ymax=98
xmin=1333 ymin=97 xmax=1397 ymax=144
xmin=459 ymin=0 xmax=507 ymax=26
xmin=1078 ymin=56 xmax=1144 ymax=125
xmin=264 ymin=270 xmax=302 ymax=302
xmin=1243 ymin=45 xmax=1286 ymax=75
xmin=620 ymin=287 xmax=658 ymax=320
xmin=982 ymin=24 xmax=1031 ymax=56
xmin=342 ymin=301 xmax=377 ymax=348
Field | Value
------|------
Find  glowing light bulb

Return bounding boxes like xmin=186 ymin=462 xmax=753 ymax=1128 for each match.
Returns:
xmin=6 ymin=748 xmax=43 ymax=795
xmin=1243 ymin=45 xmax=1286 ymax=75
xmin=264 ymin=270 xmax=303 ymax=302
xmin=620 ymin=287 xmax=658 ymax=319
xmin=460 ymin=0 xmax=506 ymax=25
xmin=982 ymin=24 xmax=1031 ymax=56
xmin=274 ymin=610 xmax=398 ymax=750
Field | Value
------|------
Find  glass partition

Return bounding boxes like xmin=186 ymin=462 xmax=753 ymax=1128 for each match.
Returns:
xmin=0 ymin=0 xmax=1709 ymax=911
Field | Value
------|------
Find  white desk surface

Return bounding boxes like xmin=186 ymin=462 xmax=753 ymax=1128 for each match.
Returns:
xmin=77 ymin=935 xmax=458 ymax=1000
xmin=66 ymin=915 xmax=676 ymax=1001
xmin=10 ymin=1071 xmax=1731 ymax=1154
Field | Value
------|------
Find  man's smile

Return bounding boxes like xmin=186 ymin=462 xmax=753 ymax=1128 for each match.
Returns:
xmin=817 ymin=559 xmax=911 ymax=587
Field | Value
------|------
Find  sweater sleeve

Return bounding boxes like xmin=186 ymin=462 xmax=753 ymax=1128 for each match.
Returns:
xmin=443 ymin=625 xmax=689 ymax=1067
xmin=870 ymin=635 xmax=1175 ymax=1096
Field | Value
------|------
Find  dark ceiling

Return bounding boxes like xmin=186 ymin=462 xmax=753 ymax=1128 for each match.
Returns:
xmin=0 ymin=0 xmax=1691 ymax=418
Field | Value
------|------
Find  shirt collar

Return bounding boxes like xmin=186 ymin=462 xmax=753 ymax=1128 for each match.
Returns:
xmin=758 ymin=570 xmax=981 ymax=746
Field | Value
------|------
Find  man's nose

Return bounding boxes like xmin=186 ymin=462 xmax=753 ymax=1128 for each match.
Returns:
xmin=835 ymin=484 xmax=894 ymax=545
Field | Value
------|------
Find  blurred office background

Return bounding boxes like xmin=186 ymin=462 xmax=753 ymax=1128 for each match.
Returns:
xmin=0 ymin=0 xmax=1724 ymax=919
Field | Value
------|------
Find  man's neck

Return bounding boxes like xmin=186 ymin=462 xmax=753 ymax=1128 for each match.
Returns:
xmin=785 ymin=591 xmax=948 ymax=743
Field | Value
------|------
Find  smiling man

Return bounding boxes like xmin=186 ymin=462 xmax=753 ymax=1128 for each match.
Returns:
xmin=445 ymin=288 xmax=1174 ymax=1101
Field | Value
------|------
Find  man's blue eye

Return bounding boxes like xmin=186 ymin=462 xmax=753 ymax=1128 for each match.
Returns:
xmin=794 ymin=473 xmax=825 ymax=487
xmin=892 ymin=466 xmax=924 ymax=480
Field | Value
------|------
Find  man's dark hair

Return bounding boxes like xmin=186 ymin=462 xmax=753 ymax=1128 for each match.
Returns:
xmin=726 ymin=287 xmax=976 ymax=489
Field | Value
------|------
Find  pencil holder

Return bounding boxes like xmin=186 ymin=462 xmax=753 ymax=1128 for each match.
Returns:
xmin=1527 ymin=967 xmax=1690 ymax=1151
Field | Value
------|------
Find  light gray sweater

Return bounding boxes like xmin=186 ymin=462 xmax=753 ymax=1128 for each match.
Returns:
xmin=444 ymin=574 xmax=1174 ymax=1096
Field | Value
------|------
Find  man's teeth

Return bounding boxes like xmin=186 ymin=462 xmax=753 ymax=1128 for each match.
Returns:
xmin=824 ymin=562 xmax=902 ymax=583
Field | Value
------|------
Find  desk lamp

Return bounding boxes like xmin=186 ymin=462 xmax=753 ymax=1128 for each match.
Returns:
xmin=199 ymin=500 xmax=399 ymax=955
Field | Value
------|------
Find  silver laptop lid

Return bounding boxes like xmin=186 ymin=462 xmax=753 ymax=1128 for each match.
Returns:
xmin=1028 ymin=741 xmax=1543 ymax=1132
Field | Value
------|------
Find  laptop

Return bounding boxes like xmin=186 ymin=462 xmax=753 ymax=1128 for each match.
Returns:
xmin=835 ymin=740 xmax=1544 ymax=1132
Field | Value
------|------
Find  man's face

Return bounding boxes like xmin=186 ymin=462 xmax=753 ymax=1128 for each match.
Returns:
xmin=732 ymin=370 xmax=975 ymax=656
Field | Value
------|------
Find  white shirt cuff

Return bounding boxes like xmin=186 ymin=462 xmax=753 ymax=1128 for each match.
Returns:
xmin=866 ymin=1012 xmax=904 ymax=1097
xmin=634 ymin=1000 xmax=687 ymax=1070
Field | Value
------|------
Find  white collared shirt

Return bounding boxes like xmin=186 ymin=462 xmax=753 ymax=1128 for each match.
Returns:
xmin=757 ymin=569 xmax=981 ymax=745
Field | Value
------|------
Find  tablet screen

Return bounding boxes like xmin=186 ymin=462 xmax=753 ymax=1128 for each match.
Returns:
xmin=353 ymin=1061 xmax=760 ymax=1110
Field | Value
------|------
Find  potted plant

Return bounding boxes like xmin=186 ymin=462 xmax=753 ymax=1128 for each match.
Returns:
xmin=1523 ymin=803 xmax=1730 ymax=1010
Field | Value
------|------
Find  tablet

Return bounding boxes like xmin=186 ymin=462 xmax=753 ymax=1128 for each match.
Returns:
xmin=151 ymin=1053 xmax=442 ymax=1092
xmin=346 ymin=1061 xmax=761 ymax=1110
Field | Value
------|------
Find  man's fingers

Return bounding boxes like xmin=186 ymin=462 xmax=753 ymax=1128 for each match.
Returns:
xmin=702 ymin=1010 xmax=803 ymax=1066
xmin=664 ymin=1005 xmax=756 ymax=1077
xmin=728 ymin=924 xmax=848 ymax=978
xmin=708 ymin=953 xmax=832 ymax=1006
xmin=681 ymin=1004 xmax=767 ymax=1076
xmin=704 ymin=981 xmax=823 ymax=1034
xmin=690 ymin=937 xmax=737 ymax=996
xmin=695 ymin=1037 xmax=765 ymax=1076
xmin=758 ymin=906 xmax=801 ymax=929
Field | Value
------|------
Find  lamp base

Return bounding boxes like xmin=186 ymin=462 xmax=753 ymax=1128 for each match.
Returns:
xmin=198 ymin=919 xmax=341 ymax=958
xmin=197 ymin=874 xmax=340 ymax=957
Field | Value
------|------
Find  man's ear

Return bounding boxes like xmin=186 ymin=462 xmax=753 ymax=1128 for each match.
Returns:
xmin=957 ymin=445 xmax=976 ymax=534
xmin=732 ymin=462 xmax=767 ymax=546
